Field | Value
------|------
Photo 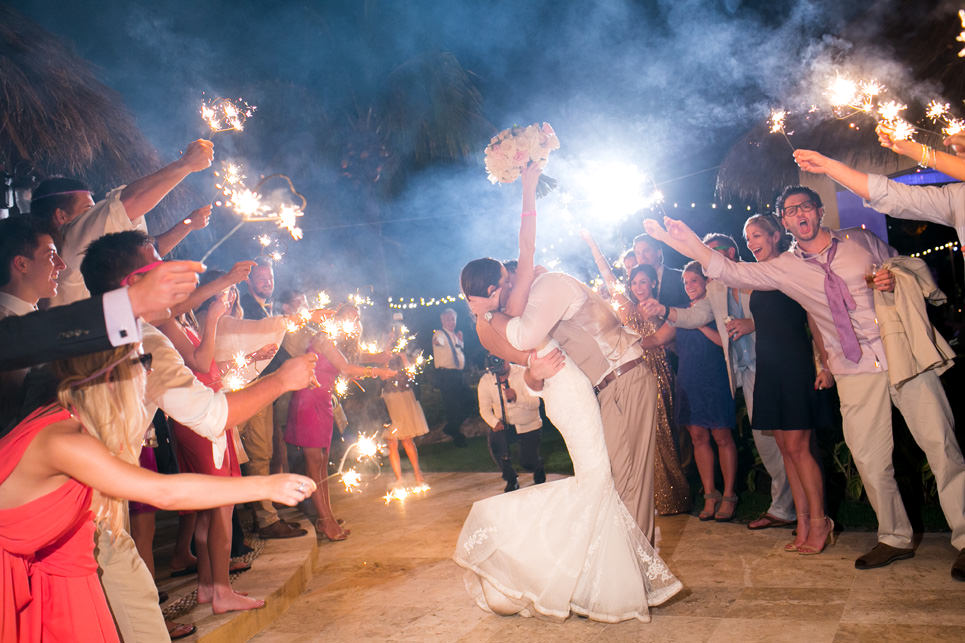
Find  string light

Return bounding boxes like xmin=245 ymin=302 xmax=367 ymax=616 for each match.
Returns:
xmin=387 ymin=294 xmax=464 ymax=309
xmin=910 ymin=241 xmax=960 ymax=258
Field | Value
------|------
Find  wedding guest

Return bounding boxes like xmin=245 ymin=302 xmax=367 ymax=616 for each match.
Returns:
xmin=432 ymin=307 xmax=470 ymax=447
xmin=239 ymin=259 xmax=306 ymax=539
xmin=30 ymin=139 xmax=214 ymax=307
xmin=653 ymin=233 xmax=796 ymax=531
xmin=382 ymin=315 xmax=430 ymax=487
xmin=77 ymin=230 xmax=319 ymax=641
xmin=673 ymin=262 xmax=738 ymax=521
xmin=621 ymin=248 xmax=638 ymax=274
xmin=0 ymin=260 xmax=203 ymax=372
xmin=633 ymin=233 xmax=688 ymax=308
xmin=0 ymin=343 xmax=317 ymax=642
xmin=740 ymin=214 xmax=833 ymax=553
xmin=646 ymin=187 xmax=965 ymax=577
xmin=477 ymin=354 xmax=545 ymax=493
xmin=0 ymin=218 xmax=65 ymax=428
xmin=581 ymin=230 xmax=689 ymax=515
xmin=285 ymin=303 xmax=395 ymax=541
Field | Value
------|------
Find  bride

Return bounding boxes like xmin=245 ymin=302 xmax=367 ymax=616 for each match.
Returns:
xmin=452 ymin=164 xmax=682 ymax=623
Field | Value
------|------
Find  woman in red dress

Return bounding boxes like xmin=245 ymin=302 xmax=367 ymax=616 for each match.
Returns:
xmin=0 ymin=344 xmax=315 ymax=642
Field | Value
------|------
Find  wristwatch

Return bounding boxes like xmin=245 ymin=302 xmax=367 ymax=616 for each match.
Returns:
xmin=483 ymin=311 xmax=494 ymax=323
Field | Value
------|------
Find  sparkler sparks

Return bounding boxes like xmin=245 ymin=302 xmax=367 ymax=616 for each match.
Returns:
xmin=222 ymin=372 xmax=246 ymax=392
xmin=767 ymin=108 xmax=795 ymax=151
xmin=232 ymin=351 xmax=248 ymax=370
xmin=334 ymin=376 xmax=350 ymax=398
xmin=340 ymin=468 xmax=363 ymax=492
xmin=200 ymin=96 xmax=256 ymax=133
xmin=958 ymin=9 xmax=965 ymax=57
xmin=402 ymin=352 xmax=431 ymax=380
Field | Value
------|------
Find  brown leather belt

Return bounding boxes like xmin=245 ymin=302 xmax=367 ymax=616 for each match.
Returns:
xmin=593 ymin=356 xmax=646 ymax=396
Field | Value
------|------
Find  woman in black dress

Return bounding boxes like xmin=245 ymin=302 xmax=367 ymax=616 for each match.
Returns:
xmin=743 ymin=214 xmax=835 ymax=555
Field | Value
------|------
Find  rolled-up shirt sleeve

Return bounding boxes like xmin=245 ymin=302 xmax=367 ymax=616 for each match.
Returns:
xmin=477 ymin=375 xmax=499 ymax=429
xmin=142 ymin=324 xmax=229 ymax=443
xmin=505 ymin=274 xmax=584 ymax=351
xmin=670 ymin=296 xmax=713 ymax=329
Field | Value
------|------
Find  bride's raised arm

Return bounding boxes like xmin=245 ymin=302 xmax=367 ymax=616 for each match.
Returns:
xmin=503 ymin=162 xmax=542 ymax=317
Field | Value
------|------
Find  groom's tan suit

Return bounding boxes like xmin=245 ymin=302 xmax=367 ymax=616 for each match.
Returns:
xmin=506 ymin=272 xmax=660 ymax=541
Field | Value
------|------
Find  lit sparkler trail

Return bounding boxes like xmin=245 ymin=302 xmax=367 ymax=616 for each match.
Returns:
xmin=768 ymin=108 xmax=795 ymax=151
xmin=329 ymin=430 xmax=388 ymax=493
xmin=200 ymin=96 xmax=256 ymax=133
xmin=402 ymin=352 xmax=431 ymax=380
xmin=383 ymin=483 xmax=431 ymax=505
xmin=824 ymin=75 xmax=915 ymax=142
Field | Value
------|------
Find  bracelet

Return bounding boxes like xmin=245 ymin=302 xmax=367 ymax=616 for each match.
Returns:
xmin=521 ymin=210 xmax=537 ymax=217
xmin=365 ymin=366 xmax=373 ymax=377
xmin=660 ymin=305 xmax=670 ymax=322
xmin=919 ymin=144 xmax=933 ymax=168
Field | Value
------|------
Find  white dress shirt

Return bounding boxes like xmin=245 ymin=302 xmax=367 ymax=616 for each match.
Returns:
xmin=477 ymin=365 xmax=543 ymax=433
xmin=51 ymin=186 xmax=148 ymax=307
xmin=866 ymin=173 xmax=965 ymax=249
xmin=432 ymin=328 xmax=465 ymax=370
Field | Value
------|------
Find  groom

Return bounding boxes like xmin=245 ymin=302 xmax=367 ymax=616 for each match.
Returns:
xmin=465 ymin=259 xmax=660 ymax=542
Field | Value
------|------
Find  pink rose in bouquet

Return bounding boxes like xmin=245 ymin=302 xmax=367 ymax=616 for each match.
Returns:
xmin=484 ymin=123 xmax=560 ymax=191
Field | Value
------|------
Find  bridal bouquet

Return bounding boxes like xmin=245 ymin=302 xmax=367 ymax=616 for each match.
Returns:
xmin=484 ymin=122 xmax=560 ymax=196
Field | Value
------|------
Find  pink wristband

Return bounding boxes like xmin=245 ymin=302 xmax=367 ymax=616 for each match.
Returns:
xmin=521 ymin=210 xmax=537 ymax=217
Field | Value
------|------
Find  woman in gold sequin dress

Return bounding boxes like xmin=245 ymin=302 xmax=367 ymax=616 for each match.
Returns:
xmin=581 ymin=233 xmax=691 ymax=515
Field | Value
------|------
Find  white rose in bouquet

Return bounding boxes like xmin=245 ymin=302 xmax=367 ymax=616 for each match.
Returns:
xmin=484 ymin=122 xmax=560 ymax=196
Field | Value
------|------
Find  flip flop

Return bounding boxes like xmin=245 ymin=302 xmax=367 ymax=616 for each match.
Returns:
xmin=747 ymin=513 xmax=795 ymax=530
xmin=166 ymin=622 xmax=196 ymax=641
xmin=229 ymin=560 xmax=251 ymax=573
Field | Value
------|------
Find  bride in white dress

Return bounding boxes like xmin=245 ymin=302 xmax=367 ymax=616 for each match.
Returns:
xmin=453 ymin=164 xmax=682 ymax=623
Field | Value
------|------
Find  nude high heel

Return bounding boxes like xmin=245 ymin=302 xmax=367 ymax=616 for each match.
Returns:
xmin=798 ymin=517 xmax=836 ymax=555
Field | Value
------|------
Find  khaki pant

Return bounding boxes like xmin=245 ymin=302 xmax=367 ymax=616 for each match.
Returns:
xmin=837 ymin=370 xmax=965 ymax=550
xmin=240 ymin=403 xmax=279 ymax=528
xmin=598 ymin=364 xmax=658 ymax=543
xmin=95 ymin=526 xmax=169 ymax=642
xmin=272 ymin=392 xmax=292 ymax=474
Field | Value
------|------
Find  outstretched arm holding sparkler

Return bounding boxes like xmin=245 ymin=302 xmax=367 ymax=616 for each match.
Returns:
xmin=795 ymin=148 xmax=965 ymax=245
xmin=155 ymin=204 xmax=212 ymax=257
xmin=312 ymin=334 xmax=396 ymax=381
xmin=168 ymin=260 xmax=256 ymax=318
xmin=119 ymin=139 xmax=214 ymax=221
xmin=793 ymin=150 xmax=871 ymax=200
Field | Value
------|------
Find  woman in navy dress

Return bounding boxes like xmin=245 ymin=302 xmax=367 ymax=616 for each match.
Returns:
xmin=674 ymin=261 xmax=738 ymax=521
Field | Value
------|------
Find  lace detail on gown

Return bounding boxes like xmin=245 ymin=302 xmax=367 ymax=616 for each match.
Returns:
xmin=453 ymin=341 xmax=683 ymax=623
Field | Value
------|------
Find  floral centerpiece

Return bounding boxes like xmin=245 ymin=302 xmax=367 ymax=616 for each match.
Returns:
xmin=484 ymin=122 xmax=560 ymax=196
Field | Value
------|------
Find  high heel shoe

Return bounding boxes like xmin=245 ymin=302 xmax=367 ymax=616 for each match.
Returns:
xmin=785 ymin=514 xmax=809 ymax=552
xmin=714 ymin=495 xmax=739 ymax=522
xmin=698 ymin=490 xmax=722 ymax=521
xmin=798 ymin=517 xmax=836 ymax=555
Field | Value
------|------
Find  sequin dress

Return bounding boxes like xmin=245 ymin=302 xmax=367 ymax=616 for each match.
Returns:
xmin=624 ymin=309 xmax=691 ymax=515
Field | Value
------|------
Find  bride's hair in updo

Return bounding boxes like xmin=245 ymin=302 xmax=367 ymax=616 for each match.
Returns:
xmin=460 ymin=258 xmax=503 ymax=298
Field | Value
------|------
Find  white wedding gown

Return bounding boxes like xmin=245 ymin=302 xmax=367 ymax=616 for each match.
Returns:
xmin=452 ymin=342 xmax=683 ymax=623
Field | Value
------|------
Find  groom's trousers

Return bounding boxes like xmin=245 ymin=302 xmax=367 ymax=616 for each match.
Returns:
xmin=597 ymin=364 xmax=659 ymax=543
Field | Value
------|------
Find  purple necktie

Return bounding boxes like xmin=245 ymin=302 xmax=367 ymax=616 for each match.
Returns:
xmin=806 ymin=238 xmax=862 ymax=363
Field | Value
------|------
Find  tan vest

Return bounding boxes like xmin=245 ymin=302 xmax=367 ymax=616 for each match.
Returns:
xmin=548 ymin=280 xmax=641 ymax=385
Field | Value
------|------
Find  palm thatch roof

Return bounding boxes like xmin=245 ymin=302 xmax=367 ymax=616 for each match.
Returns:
xmin=0 ymin=5 xmax=190 ymax=224
xmin=717 ymin=2 xmax=965 ymax=203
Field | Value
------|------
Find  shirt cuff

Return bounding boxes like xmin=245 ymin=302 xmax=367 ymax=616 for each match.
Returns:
xmin=705 ymin=251 xmax=725 ymax=280
xmin=103 ymin=287 xmax=142 ymax=346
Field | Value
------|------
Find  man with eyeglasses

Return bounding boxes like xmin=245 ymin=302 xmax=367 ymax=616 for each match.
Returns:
xmin=644 ymin=185 xmax=965 ymax=580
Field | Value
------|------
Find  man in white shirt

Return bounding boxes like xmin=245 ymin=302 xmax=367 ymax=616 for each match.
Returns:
xmin=477 ymin=355 xmax=545 ymax=492
xmin=0 ymin=217 xmax=66 ymax=428
xmin=433 ymin=307 xmax=470 ymax=447
xmin=78 ymin=229 xmax=319 ymax=641
xmin=30 ymin=138 xmax=214 ymax=307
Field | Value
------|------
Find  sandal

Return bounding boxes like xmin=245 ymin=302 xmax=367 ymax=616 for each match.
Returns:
xmin=316 ymin=518 xmax=350 ymax=542
xmin=698 ymin=491 xmax=722 ymax=521
xmin=166 ymin=621 xmax=196 ymax=641
xmin=714 ymin=495 xmax=739 ymax=522
xmin=798 ymin=517 xmax=837 ymax=555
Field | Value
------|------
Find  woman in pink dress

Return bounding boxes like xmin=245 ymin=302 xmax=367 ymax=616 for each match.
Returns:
xmin=286 ymin=304 xmax=395 ymax=541
xmin=0 ymin=344 xmax=316 ymax=642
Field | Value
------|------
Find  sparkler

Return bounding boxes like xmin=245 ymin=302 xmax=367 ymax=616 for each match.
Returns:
xmin=340 ymin=468 xmax=363 ymax=492
xmin=222 ymin=372 xmax=246 ymax=392
xmin=382 ymin=483 xmax=431 ymax=505
xmin=202 ymin=166 xmax=308 ymax=262
xmin=402 ymin=352 xmax=431 ymax=380
xmin=926 ymin=100 xmax=965 ymax=137
xmin=329 ymin=430 xmax=387 ymax=493
xmin=348 ymin=292 xmax=374 ymax=308
xmin=768 ymin=108 xmax=795 ymax=151
xmin=200 ymin=96 xmax=256 ymax=133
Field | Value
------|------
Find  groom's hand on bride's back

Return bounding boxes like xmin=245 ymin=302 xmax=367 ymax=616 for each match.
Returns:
xmin=527 ymin=348 xmax=565 ymax=386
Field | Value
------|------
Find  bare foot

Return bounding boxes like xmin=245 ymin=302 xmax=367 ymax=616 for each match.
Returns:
xmin=786 ymin=517 xmax=808 ymax=552
xmin=169 ymin=554 xmax=198 ymax=573
xmin=211 ymin=590 xmax=265 ymax=614
xmin=801 ymin=517 xmax=833 ymax=553
xmin=197 ymin=584 xmax=212 ymax=605
xmin=316 ymin=517 xmax=350 ymax=541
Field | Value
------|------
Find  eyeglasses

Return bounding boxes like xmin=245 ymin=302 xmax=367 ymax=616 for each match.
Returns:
xmin=781 ymin=201 xmax=817 ymax=218
xmin=69 ymin=350 xmax=153 ymax=388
